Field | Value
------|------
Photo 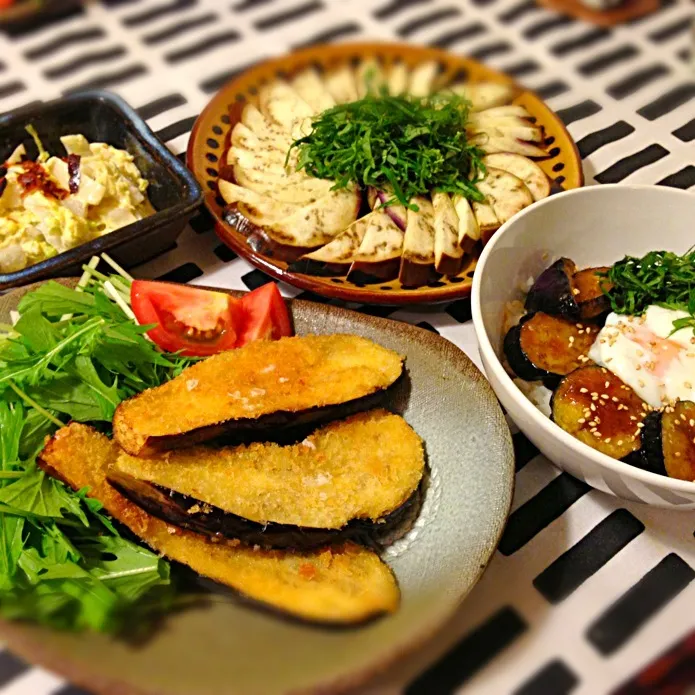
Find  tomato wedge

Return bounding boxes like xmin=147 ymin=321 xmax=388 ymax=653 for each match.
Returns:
xmin=237 ymin=282 xmax=293 ymax=347
xmin=131 ymin=280 xmax=243 ymax=356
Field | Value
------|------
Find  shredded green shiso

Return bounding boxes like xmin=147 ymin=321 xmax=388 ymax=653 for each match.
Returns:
xmin=604 ymin=248 xmax=695 ymax=334
xmin=0 ymin=255 xmax=193 ymax=633
xmin=287 ymin=90 xmax=486 ymax=210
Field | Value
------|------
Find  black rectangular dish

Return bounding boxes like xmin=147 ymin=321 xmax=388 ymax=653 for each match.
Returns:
xmin=0 ymin=90 xmax=203 ymax=290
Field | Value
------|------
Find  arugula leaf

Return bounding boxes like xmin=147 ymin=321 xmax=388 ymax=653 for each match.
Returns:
xmin=0 ymin=264 xmax=192 ymax=634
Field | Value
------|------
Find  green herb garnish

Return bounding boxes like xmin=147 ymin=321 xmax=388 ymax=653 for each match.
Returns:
xmin=287 ymin=91 xmax=486 ymax=209
xmin=0 ymin=255 xmax=192 ymax=632
xmin=25 ymin=124 xmax=49 ymax=163
xmin=605 ymin=248 xmax=695 ymax=334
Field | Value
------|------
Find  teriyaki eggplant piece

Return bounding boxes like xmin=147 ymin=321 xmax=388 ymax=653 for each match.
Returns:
xmin=526 ymin=258 xmax=613 ymax=322
xmin=551 ymin=365 xmax=649 ymax=461
xmin=504 ymin=312 xmax=597 ymax=386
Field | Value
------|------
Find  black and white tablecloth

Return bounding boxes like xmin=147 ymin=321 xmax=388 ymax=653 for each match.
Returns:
xmin=0 ymin=0 xmax=694 ymax=693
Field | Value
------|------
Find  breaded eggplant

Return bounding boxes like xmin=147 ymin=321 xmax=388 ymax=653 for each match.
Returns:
xmin=38 ymin=424 xmax=400 ymax=625
xmin=113 ymin=334 xmax=404 ymax=457
xmin=108 ymin=410 xmax=424 ymax=549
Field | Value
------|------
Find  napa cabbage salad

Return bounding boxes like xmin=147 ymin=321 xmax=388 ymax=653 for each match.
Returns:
xmin=0 ymin=127 xmax=154 ymax=274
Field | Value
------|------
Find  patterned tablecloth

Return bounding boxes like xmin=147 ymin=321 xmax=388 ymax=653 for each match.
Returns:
xmin=0 ymin=0 xmax=694 ymax=693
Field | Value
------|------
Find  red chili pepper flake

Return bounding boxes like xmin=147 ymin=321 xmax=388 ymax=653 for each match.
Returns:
xmin=16 ymin=160 xmax=67 ymax=200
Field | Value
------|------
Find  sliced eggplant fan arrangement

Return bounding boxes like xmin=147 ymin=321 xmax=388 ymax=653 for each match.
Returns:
xmin=218 ymin=58 xmax=553 ymax=289
xmin=504 ymin=254 xmax=695 ymax=484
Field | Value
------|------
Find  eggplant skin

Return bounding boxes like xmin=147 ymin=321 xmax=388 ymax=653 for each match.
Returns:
xmin=108 ymin=472 xmax=423 ymax=551
xmin=623 ymin=411 xmax=666 ymax=476
xmin=113 ymin=334 xmax=405 ymax=457
xmin=525 ymin=258 xmax=580 ymax=320
xmin=39 ymin=424 xmax=401 ymax=625
xmin=504 ymin=315 xmax=547 ymax=381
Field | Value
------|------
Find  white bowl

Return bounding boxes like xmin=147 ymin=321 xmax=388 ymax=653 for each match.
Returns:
xmin=472 ymin=184 xmax=695 ymax=509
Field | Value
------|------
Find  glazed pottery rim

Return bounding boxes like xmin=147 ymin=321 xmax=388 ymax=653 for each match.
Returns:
xmin=0 ymin=278 xmax=516 ymax=695
xmin=472 ymin=183 xmax=695 ymax=494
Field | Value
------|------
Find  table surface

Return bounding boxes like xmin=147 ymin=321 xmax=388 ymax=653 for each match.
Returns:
xmin=0 ymin=1 xmax=693 ymax=693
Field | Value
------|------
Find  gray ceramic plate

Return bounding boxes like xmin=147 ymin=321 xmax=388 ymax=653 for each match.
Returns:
xmin=0 ymin=281 xmax=514 ymax=695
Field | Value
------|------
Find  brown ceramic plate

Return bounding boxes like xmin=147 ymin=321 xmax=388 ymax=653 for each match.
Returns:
xmin=0 ymin=279 xmax=514 ymax=695
xmin=187 ymin=41 xmax=583 ymax=306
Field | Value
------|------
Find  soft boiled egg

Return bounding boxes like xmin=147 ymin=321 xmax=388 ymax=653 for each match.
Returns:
xmin=589 ymin=305 xmax=695 ymax=408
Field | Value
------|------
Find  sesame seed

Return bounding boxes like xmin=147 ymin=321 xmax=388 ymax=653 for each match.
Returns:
xmin=638 ymin=379 xmax=645 ymax=388
xmin=575 ymin=323 xmax=582 ymax=328
xmin=593 ymin=431 xmax=601 ymax=438
xmin=601 ymin=393 xmax=609 ymax=399
xmin=617 ymin=440 xmax=624 ymax=445
xmin=675 ymin=452 xmax=682 ymax=457
xmin=636 ymin=349 xmax=644 ymax=357
xmin=605 ymin=438 xmax=612 ymax=443
xmin=611 ymin=396 xmax=619 ymax=402
xmin=580 ymin=388 xmax=588 ymax=394
xmin=630 ymin=416 xmax=637 ymax=421
xmin=591 ymin=391 xmax=599 ymax=397
xmin=590 ymin=426 xmax=597 ymax=432
xmin=577 ymin=418 xmax=586 ymax=424
xmin=690 ymin=419 xmax=694 ymax=426
xmin=589 ymin=421 xmax=597 ymax=427
xmin=573 ymin=288 xmax=580 ymax=295
xmin=569 ymin=336 xmax=575 ymax=344
xmin=637 ymin=422 xmax=644 ymax=429
xmin=605 ymin=381 xmax=610 ymax=388
xmin=681 ymin=413 xmax=687 ymax=421
xmin=590 ymin=404 xmax=597 ymax=411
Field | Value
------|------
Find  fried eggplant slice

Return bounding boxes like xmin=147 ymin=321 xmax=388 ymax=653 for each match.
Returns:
xmin=113 ymin=334 xmax=404 ymax=456
xmin=108 ymin=410 xmax=424 ymax=548
xmin=39 ymin=424 xmax=400 ymax=624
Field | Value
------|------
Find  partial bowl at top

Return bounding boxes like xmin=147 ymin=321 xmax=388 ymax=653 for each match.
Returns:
xmin=0 ymin=90 xmax=203 ymax=290
xmin=472 ymin=184 xmax=695 ymax=509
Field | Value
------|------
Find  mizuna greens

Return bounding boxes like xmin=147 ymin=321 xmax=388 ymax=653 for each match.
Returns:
xmin=287 ymin=90 xmax=487 ymax=209
xmin=0 ymin=256 xmax=193 ymax=632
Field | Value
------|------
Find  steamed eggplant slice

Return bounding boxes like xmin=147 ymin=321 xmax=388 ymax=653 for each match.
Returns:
xmin=109 ymin=410 xmax=424 ymax=546
xmin=482 ymin=153 xmax=550 ymax=202
xmin=471 ymin=133 xmax=548 ymax=158
xmin=477 ymin=167 xmax=534 ymax=228
xmin=324 ymin=64 xmax=359 ymax=104
xmin=408 ymin=60 xmax=439 ymax=97
xmin=387 ymin=61 xmax=409 ymax=96
xmin=551 ymin=366 xmax=649 ymax=460
xmin=367 ymin=187 xmax=407 ymax=231
xmin=452 ymin=194 xmax=480 ymax=252
xmin=572 ymin=267 xmax=613 ymax=320
xmin=432 ymin=192 xmax=464 ymax=276
xmin=113 ymin=334 xmax=404 ymax=456
xmin=291 ymin=67 xmax=336 ymax=113
xmin=399 ymin=196 xmax=437 ymax=287
xmin=348 ymin=210 xmax=404 ymax=283
xmin=39 ymin=424 xmax=400 ymax=624
xmin=219 ymin=180 xmax=360 ymax=252
xmin=660 ymin=401 xmax=695 ymax=480
xmin=449 ymin=82 xmax=516 ymax=111
xmin=504 ymin=312 xmax=598 ymax=384
xmin=289 ymin=218 xmax=369 ymax=276
xmin=239 ymin=104 xmax=294 ymax=150
xmin=469 ymin=119 xmax=544 ymax=144
xmin=525 ymin=257 xmax=580 ymax=320
xmin=259 ymin=80 xmax=315 ymax=132
xmin=471 ymin=199 xmax=499 ymax=242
